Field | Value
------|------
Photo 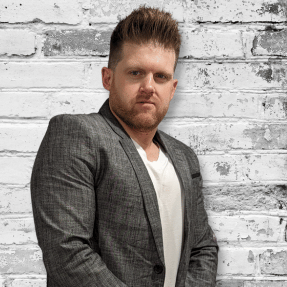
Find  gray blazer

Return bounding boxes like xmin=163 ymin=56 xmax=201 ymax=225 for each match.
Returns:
xmin=31 ymin=99 xmax=218 ymax=287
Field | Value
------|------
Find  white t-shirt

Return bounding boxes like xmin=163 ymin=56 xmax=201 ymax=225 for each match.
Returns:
xmin=132 ymin=139 xmax=184 ymax=287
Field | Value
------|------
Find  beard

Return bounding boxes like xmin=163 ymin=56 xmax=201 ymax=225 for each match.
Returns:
xmin=109 ymin=83 xmax=169 ymax=133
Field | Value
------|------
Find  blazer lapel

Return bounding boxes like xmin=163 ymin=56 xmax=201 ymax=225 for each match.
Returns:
xmin=120 ymin=138 xmax=165 ymax=264
xmin=155 ymin=132 xmax=194 ymax=277
xmin=99 ymin=100 xmax=165 ymax=265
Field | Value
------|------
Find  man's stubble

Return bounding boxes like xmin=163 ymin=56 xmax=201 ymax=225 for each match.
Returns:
xmin=109 ymin=79 xmax=170 ymax=133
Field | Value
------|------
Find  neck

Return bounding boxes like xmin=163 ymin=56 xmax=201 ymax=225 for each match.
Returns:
xmin=111 ymin=110 xmax=157 ymax=151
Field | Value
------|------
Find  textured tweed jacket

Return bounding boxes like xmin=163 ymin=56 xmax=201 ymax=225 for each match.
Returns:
xmin=31 ymin=99 xmax=218 ymax=287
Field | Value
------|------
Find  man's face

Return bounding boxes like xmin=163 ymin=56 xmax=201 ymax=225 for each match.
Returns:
xmin=102 ymin=42 xmax=178 ymax=132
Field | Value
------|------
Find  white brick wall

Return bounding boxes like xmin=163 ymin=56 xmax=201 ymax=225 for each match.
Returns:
xmin=1 ymin=0 xmax=287 ymax=286
xmin=0 ymin=30 xmax=36 ymax=56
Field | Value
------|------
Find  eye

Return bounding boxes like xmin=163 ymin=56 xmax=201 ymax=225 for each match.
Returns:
xmin=130 ymin=71 xmax=140 ymax=76
xmin=155 ymin=74 xmax=169 ymax=82
xmin=156 ymin=74 xmax=166 ymax=79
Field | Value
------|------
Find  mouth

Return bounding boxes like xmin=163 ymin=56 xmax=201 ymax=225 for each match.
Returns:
xmin=137 ymin=100 xmax=154 ymax=105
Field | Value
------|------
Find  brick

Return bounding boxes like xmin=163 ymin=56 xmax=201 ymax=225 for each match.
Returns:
xmin=242 ymin=123 xmax=287 ymax=149
xmin=185 ymin=0 xmax=287 ymax=23
xmin=166 ymin=91 xmax=259 ymax=119
xmin=0 ymin=63 xmax=85 ymax=89
xmin=0 ymin=186 xmax=32 ymax=214
xmin=216 ymin=280 xmax=244 ymax=287
xmin=218 ymin=247 xmax=256 ymax=275
xmin=0 ymin=124 xmax=47 ymax=152
xmin=253 ymin=29 xmax=287 ymax=57
xmin=0 ymin=157 xmax=35 ymax=185
xmin=260 ymin=249 xmax=287 ymax=275
xmin=11 ymin=278 xmax=46 ymax=287
xmin=160 ymin=122 xmax=287 ymax=152
xmin=180 ymin=62 xmax=287 ymax=90
xmin=218 ymin=247 xmax=287 ymax=276
xmin=0 ymin=92 xmax=107 ymax=119
xmin=198 ymin=154 xmax=287 ymax=182
xmin=244 ymin=281 xmax=287 ymax=287
xmin=0 ymin=30 xmax=36 ymax=56
xmin=0 ymin=218 xmax=37 ymax=245
xmin=261 ymin=94 xmax=287 ymax=120
xmin=0 ymin=0 xmax=81 ymax=24
xmin=203 ymin=184 xmax=287 ymax=211
xmin=88 ymin=0 xmax=184 ymax=23
xmin=49 ymin=92 xmax=108 ymax=117
xmin=0 ymin=246 xmax=45 ymax=274
xmin=43 ymin=29 xmax=111 ymax=57
xmin=0 ymin=93 xmax=49 ymax=118
xmin=209 ymin=215 xmax=284 ymax=242
xmin=167 ymin=92 xmax=287 ymax=120
xmin=180 ymin=28 xmax=243 ymax=59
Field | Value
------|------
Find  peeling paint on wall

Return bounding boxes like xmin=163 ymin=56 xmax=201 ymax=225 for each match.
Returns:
xmin=260 ymin=0 xmax=287 ymax=17
xmin=256 ymin=228 xmax=274 ymax=237
xmin=44 ymin=30 xmax=111 ymax=56
xmin=214 ymin=162 xmax=231 ymax=176
xmin=243 ymin=124 xmax=287 ymax=150
xmin=255 ymin=63 xmax=273 ymax=83
xmin=260 ymin=95 xmax=287 ymax=119
xmin=0 ymin=247 xmax=45 ymax=274
xmin=253 ymin=29 xmax=287 ymax=56
xmin=203 ymin=184 xmax=287 ymax=212
xmin=248 ymin=250 xmax=254 ymax=263
xmin=260 ymin=249 xmax=287 ymax=275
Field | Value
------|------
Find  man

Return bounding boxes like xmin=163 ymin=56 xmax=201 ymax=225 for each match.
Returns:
xmin=31 ymin=6 xmax=218 ymax=287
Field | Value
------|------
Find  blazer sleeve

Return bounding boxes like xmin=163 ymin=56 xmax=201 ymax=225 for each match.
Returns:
xmin=186 ymin=170 xmax=219 ymax=286
xmin=30 ymin=115 xmax=127 ymax=287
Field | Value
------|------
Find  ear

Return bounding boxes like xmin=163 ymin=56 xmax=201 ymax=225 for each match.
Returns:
xmin=170 ymin=79 xmax=178 ymax=100
xmin=102 ymin=67 xmax=113 ymax=91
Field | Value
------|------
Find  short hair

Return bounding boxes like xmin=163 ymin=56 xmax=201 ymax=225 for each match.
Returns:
xmin=108 ymin=6 xmax=181 ymax=71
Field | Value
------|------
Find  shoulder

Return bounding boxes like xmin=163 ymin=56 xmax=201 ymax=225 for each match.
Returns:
xmin=48 ymin=113 xmax=110 ymax=137
xmin=49 ymin=113 xmax=104 ymax=129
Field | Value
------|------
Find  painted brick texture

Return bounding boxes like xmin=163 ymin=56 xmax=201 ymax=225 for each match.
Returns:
xmin=0 ymin=30 xmax=36 ymax=56
xmin=253 ymin=29 xmax=287 ymax=56
xmin=1 ymin=0 xmax=287 ymax=286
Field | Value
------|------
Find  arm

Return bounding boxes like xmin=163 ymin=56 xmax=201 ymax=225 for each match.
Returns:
xmin=31 ymin=115 xmax=127 ymax=287
xmin=186 ymin=173 xmax=219 ymax=287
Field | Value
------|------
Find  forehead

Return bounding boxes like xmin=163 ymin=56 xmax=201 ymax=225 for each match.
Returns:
xmin=119 ymin=42 xmax=176 ymax=71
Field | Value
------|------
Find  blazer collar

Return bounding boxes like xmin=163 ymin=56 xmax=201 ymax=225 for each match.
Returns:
xmin=98 ymin=99 xmax=130 ymax=140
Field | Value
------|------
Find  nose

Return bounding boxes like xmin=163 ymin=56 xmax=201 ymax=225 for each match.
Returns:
xmin=139 ymin=73 xmax=155 ymax=94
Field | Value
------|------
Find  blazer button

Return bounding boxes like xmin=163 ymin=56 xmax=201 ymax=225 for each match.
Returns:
xmin=153 ymin=265 xmax=163 ymax=274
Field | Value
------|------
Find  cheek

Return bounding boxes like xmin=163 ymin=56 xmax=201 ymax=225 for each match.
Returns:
xmin=160 ymin=87 xmax=174 ymax=103
xmin=123 ymin=82 xmax=140 ymax=97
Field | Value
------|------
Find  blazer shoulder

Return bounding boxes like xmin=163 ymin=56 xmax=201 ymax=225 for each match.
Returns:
xmin=50 ymin=113 xmax=104 ymax=127
xmin=48 ymin=113 xmax=109 ymax=136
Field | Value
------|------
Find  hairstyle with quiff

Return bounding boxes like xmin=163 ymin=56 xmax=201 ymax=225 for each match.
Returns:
xmin=108 ymin=6 xmax=181 ymax=71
